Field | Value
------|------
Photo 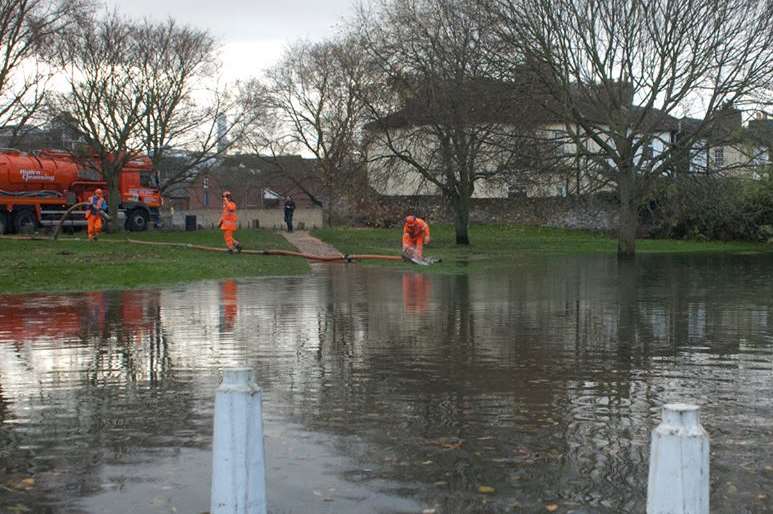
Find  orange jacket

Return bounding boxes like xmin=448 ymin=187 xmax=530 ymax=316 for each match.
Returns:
xmin=219 ymin=199 xmax=238 ymax=231
xmin=402 ymin=217 xmax=430 ymax=244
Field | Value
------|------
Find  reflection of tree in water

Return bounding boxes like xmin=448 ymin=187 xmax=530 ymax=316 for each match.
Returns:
xmin=280 ymin=257 xmax=773 ymax=513
xmin=0 ymin=289 xmax=205 ymax=513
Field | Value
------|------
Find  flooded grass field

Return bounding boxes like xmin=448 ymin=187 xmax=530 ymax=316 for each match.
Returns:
xmin=1 ymin=254 xmax=773 ymax=513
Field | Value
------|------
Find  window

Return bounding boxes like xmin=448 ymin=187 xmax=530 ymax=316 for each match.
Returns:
xmin=544 ymin=129 xmax=569 ymax=155
xmin=714 ymin=147 xmax=725 ymax=170
xmin=751 ymin=147 xmax=769 ymax=166
xmin=689 ymin=140 xmax=708 ymax=174
xmin=140 ymin=172 xmax=158 ymax=188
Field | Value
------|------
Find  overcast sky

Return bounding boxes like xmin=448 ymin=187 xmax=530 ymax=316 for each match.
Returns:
xmin=105 ymin=0 xmax=359 ymax=81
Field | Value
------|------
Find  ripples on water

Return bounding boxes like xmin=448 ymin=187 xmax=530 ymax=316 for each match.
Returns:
xmin=1 ymin=254 xmax=773 ymax=513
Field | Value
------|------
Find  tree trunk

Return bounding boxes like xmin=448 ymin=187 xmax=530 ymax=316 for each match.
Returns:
xmin=452 ymin=196 xmax=470 ymax=245
xmin=323 ymin=165 xmax=334 ymax=228
xmin=617 ymin=174 xmax=637 ymax=257
xmin=106 ymin=167 xmax=122 ymax=232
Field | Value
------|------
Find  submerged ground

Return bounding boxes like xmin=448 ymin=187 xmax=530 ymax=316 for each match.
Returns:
xmin=1 ymin=224 xmax=770 ymax=294
xmin=1 ymin=254 xmax=773 ymax=513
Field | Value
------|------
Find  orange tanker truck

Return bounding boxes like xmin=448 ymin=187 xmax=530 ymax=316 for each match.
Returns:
xmin=0 ymin=148 xmax=161 ymax=234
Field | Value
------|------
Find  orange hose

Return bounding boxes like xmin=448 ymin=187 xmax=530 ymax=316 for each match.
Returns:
xmin=126 ymin=240 xmax=404 ymax=262
xmin=349 ymin=254 xmax=404 ymax=261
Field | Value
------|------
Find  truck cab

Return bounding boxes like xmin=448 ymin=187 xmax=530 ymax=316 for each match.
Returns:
xmin=118 ymin=156 xmax=162 ymax=231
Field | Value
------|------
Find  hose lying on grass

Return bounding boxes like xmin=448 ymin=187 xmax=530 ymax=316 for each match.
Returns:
xmin=51 ymin=202 xmax=111 ymax=241
xmin=0 ymin=234 xmax=405 ymax=263
xmin=124 ymin=238 xmax=404 ymax=262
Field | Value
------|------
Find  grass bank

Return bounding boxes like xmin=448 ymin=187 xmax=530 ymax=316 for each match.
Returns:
xmin=314 ymin=224 xmax=773 ymax=272
xmin=0 ymin=229 xmax=309 ymax=295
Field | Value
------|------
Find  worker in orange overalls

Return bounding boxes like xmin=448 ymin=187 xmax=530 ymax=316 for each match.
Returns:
xmin=85 ymin=189 xmax=107 ymax=241
xmin=218 ymin=191 xmax=241 ymax=253
xmin=402 ymin=215 xmax=431 ymax=259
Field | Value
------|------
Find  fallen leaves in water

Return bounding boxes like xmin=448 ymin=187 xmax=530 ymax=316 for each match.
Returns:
xmin=429 ymin=437 xmax=464 ymax=449
xmin=545 ymin=503 xmax=559 ymax=512
xmin=6 ymin=478 xmax=35 ymax=491
xmin=478 ymin=485 xmax=496 ymax=494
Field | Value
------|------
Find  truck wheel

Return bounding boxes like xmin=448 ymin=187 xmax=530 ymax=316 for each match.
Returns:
xmin=13 ymin=209 xmax=36 ymax=234
xmin=126 ymin=209 xmax=149 ymax=232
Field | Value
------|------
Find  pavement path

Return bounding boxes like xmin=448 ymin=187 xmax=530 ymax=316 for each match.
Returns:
xmin=281 ymin=230 xmax=344 ymax=258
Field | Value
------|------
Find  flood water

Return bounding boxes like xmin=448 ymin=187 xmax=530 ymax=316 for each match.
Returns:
xmin=1 ymin=254 xmax=773 ymax=513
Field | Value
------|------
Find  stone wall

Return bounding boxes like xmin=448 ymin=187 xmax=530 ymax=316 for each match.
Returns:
xmin=354 ymin=194 xmax=620 ymax=231
xmin=165 ymin=208 xmax=323 ymax=231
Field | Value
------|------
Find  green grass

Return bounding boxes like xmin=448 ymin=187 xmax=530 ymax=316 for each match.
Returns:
xmin=313 ymin=224 xmax=773 ymax=272
xmin=0 ymin=229 xmax=309 ymax=294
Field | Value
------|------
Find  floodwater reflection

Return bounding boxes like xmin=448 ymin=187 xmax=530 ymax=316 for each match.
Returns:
xmin=403 ymin=272 xmax=432 ymax=313
xmin=1 ymin=254 xmax=773 ymax=513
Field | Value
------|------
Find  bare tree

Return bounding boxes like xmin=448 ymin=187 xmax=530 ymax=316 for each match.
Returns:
xmin=53 ymin=10 xmax=147 ymax=230
xmin=487 ymin=0 xmax=773 ymax=256
xmin=355 ymin=0 xmax=541 ymax=245
xmin=134 ymin=19 xmax=266 ymax=195
xmin=265 ymin=38 xmax=368 ymax=226
xmin=0 ymin=0 xmax=88 ymax=141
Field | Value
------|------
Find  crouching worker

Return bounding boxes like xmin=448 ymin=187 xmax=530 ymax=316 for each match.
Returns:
xmin=219 ymin=191 xmax=241 ymax=253
xmin=402 ymin=215 xmax=430 ymax=259
xmin=85 ymin=188 xmax=107 ymax=241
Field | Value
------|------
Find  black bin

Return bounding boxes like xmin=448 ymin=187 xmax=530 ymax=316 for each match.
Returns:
xmin=184 ymin=215 xmax=197 ymax=231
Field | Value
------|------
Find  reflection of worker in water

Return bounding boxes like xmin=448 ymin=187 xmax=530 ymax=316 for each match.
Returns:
xmin=84 ymin=291 xmax=107 ymax=335
xmin=218 ymin=191 xmax=241 ymax=253
xmin=402 ymin=215 xmax=431 ymax=259
xmin=220 ymin=280 xmax=238 ymax=332
xmin=402 ymin=272 xmax=431 ymax=313
xmin=85 ymin=188 xmax=107 ymax=241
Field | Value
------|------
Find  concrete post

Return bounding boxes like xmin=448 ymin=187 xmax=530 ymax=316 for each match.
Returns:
xmin=647 ymin=403 xmax=709 ymax=514
xmin=210 ymin=368 xmax=267 ymax=514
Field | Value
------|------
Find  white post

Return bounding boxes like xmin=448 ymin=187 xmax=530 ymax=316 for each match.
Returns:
xmin=647 ymin=403 xmax=709 ymax=514
xmin=210 ymin=368 xmax=267 ymax=514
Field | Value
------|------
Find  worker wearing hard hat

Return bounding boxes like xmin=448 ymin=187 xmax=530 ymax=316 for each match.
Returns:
xmin=85 ymin=189 xmax=107 ymax=241
xmin=218 ymin=191 xmax=241 ymax=253
xmin=402 ymin=214 xmax=430 ymax=259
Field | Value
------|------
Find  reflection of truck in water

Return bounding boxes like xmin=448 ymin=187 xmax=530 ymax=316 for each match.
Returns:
xmin=0 ymin=290 xmax=160 ymax=345
xmin=0 ymin=149 xmax=161 ymax=234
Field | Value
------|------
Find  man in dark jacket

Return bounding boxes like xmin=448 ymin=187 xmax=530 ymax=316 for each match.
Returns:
xmin=283 ymin=196 xmax=296 ymax=232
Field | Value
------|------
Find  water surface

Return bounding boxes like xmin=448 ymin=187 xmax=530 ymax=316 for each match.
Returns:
xmin=1 ymin=254 xmax=773 ymax=513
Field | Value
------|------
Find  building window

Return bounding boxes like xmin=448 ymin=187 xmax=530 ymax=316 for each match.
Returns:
xmin=751 ymin=147 xmax=769 ymax=166
xmin=714 ymin=147 xmax=724 ymax=170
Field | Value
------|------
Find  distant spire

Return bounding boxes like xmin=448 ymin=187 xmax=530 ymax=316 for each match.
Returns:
xmin=217 ymin=114 xmax=228 ymax=154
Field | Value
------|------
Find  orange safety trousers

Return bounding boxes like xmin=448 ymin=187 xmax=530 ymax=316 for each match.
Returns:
xmin=87 ymin=216 xmax=103 ymax=240
xmin=223 ymin=230 xmax=239 ymax=250
xmin=402 ymin=235 xmax=424 ymax=258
